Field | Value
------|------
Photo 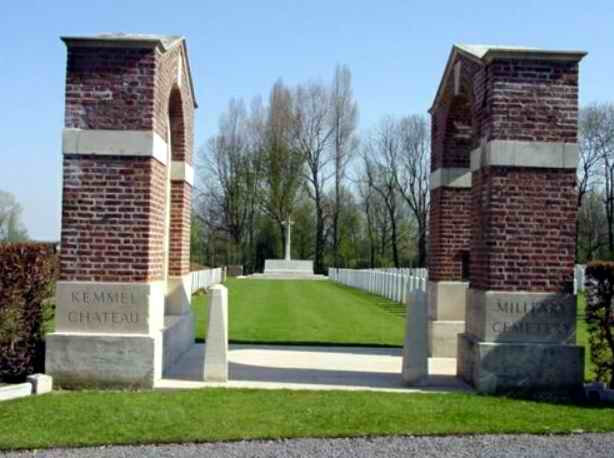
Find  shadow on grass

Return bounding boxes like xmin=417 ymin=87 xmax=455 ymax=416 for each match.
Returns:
xmin=484 ymin=389 xmax=614 ymax=410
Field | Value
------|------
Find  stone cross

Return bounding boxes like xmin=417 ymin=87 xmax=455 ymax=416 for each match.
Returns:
xmin=281 ymin=216 xmax=294 ymax=261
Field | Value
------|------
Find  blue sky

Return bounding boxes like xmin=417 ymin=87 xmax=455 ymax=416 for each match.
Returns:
xmin=2 ymin=1 xmax=613 ymax=240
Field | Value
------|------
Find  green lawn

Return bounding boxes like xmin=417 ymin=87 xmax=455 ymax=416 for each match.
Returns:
xmin=193 ymin=280 xmax=595 ymax=378
xmin=1 ymin=388 xmax=613 ymax=451
xmin=192 ymin=279 xmax=406 ymax=346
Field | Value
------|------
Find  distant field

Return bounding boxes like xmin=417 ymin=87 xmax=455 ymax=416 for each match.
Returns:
xmin=192 ymin=278 xmax=405 ymax=347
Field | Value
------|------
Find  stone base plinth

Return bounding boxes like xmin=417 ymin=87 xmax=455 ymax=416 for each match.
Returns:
xmin=427 ymin=281 xmax=468 ymax=321
xmin=26 ymin=374 xmax=53 ymax=394
xmin=428 ymin=320 xmax=465 ymax=358
xmin=248 ymin=273 xmax=327 ymax=280
xmin=465 ymin=289 xmax=577 ymax=344
xmin=46 ymin=332 xmax=162 ymax=389
xmin=426 ymin=281 xmax=467 ymax=358
xmin=264 ymin=259 xmax=314 ymax=275
xmin=457 ymin=333 xmax=584 ymax=394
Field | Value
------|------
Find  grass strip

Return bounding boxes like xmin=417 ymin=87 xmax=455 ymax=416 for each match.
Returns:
xmin=1 ymin=389 xmax=613 ymax=451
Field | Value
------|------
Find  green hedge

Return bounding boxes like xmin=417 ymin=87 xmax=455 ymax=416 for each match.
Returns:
xmin=585 ymin=261 xmax=614 ymax=388
xmin=0 ymin=243 xmax=56 ymax=383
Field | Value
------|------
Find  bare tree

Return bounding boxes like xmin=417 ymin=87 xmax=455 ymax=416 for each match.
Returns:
xmin=581 ymin=104 xmax=614 ymax=256
xmin=578 ymin=106 xmax=607 ymax=208
xmin=293 ymin=81 xmax=335 ymax=274
xmin=260 ymin=80 xmax=305 ymax=253
xmin=363 ymin=118 xmax=402 ymax=267
xmin=0 ymin=190 xmax=28 ymax=242
xmin=578 ymin=190 xmax=608 ymax=262
xmin=395 ymin=115 xmax=430 ymax=266
xmin=330 ymin=65 xmax=358 ymax=268
xmin=197 ymin=99 xmax=252 ymax=264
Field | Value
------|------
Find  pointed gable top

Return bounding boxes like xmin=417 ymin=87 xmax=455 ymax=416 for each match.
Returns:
xmin=61 ymin=33 xmax=198 ymax=108
xmin=430 ymin=43 xmax=587 ymax=112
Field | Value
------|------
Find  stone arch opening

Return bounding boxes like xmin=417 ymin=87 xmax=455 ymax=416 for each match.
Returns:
xmin=445 ymin=94 xmax=475 ymax=164
xmin=168 ymin=86 xmax=186 ymax=163
xmin=164 ymin=86 xmax=185 ymax=284
xmin=162 ymin=79 xmax=195 ymax=376
xmin=427 ymin=51 xmax=481 ymax=360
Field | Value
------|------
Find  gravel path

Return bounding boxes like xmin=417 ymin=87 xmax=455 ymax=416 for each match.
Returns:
xmin=3 ymin=433 xmax=614 ymax=458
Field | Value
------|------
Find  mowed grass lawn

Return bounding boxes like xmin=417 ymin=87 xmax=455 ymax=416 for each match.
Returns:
xmin=192 ymin=279 xmax=405 ymax=346
xmin=1 ymin=389 xmax=614 ymax=451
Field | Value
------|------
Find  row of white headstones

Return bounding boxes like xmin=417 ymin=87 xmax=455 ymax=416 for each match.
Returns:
xmin=329 ymin=267 xmax=430 ymax=384
xmin=328 ymin=268 xmax=428 ymax=304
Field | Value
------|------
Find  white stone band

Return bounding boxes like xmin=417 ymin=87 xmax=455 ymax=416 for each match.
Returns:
xmin=470 ymin=140 xmax=578 ymax=172
xmin=430 ymin=168 xmax=471 ymax=190
xmin=170 ymin=161 xmax=194 ymax=185
xmin=62 ymin=128 xmax=168 ymax=165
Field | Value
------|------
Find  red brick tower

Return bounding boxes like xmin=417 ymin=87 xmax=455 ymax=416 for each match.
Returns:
xmin=46 ymin=34 xmax=197 ymax=388
xmin=431 ymin=45 xmax=586 ymax=393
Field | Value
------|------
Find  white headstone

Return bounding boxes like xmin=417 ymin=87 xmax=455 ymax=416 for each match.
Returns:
xmin=400 ymin=275 xmax=408 ymax=304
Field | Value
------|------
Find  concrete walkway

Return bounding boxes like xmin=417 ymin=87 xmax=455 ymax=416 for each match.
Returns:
xmin=157 ymin=344 xmax=468 ymax=393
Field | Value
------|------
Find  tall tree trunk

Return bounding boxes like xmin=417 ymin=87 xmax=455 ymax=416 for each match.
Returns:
xmin=368 ymin=228 xmax=375 ymax=268
xmin=390 ymin=209 xmax=400 ymax=268
xmin=417 ymin=220 xmax=427 ymax=268
xmin=314 ymin=192 xmax=324 ymax=274
xmin=333 ymin=175 xmax=341 ymax=267
xmin=365 ymin=200 xmax=375 ymax=268
xmin=607 ymin=166 xmax=614 ymax=257
xmin=380 ymin=225 xmax=387 ymax=260
xmin=279 ymin=221 xmax=286 ymax=259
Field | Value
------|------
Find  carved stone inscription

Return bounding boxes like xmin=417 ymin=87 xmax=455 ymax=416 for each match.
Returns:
xmin=54 ymin=282 xmax=161 ymax=335
xmin=471 ymin=291 xmax=576 ymax=344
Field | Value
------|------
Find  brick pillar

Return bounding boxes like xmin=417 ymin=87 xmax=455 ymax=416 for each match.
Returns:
xmin=46 ymin=34 xmax=197 ymax=388
xmin=456 ymin=47 xmax=587 ymax=393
